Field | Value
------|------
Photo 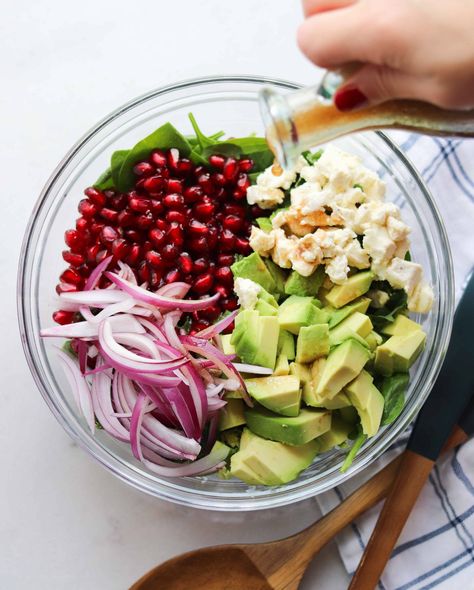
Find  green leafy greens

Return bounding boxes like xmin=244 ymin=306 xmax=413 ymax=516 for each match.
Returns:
xmin=379 ymin=373 xmax=409 ymax=425
xmin=368 ymin=281 xmax=408 ymax=331
xmin=341 ymin=427 xmax=367 ymax=473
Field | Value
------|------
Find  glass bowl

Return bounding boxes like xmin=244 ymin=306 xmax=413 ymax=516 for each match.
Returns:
xmin=18 ymin=76 xmax=454 ymax=511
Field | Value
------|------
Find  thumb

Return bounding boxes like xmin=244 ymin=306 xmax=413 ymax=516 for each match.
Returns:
xmin=334 ymin=64 xmax=431 ymax=111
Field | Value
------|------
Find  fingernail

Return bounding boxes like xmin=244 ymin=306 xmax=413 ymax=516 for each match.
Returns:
xmin=334 ymin=86 xmax=368 ymax=111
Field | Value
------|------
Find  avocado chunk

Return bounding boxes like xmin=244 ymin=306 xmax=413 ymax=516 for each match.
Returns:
xmin=326 ymin=297 xmax=371 ymax=328
xmin=289 ymin=361 xmax=313 ymax=401
xmin=245 ymin=375 xmax=301 ymax=416
xmin=230 ymin=428 xmax=318 ymax=485
xmin=381 ymin=314 xmax=423 ymax=336
xmin=296 ymin=324 xmax=330 ymax=363
xmin=278 ymin=295 xmax=328 ymax=335
xmin=325 ymin=271 xmax=374 ymax=309
xmin=258 ymin=288 xmax=279 ymax=308
xmin=375 ymin=330 xmax=426 ymax=376
xmin=218 ymin=399 xmax=246 ymax=431
xmin=365 ymin=331 xmax=383 ymax=351
xmin=329 ymin=312 xmax=373 ymax=348
xmin=317 ymin=414 xmax=353 ymax=452
xmin=264 ymin=259 xmax=287 ymax=296
xmin=255 ymin=299 xmax=278 ymax=316
xmin=316 ymin=339 xmax=371 ymax=399
xmin=274 ymin=353 xmax=290 ymax=376
xmin=231 ymin=252 xmax=276 ymax=294
xmin=255 ymin=217 xmax=273 ymax=233
xmin=278 ymin=329 xmax=296 ymax=360
xmin=234 ymin=314 xmax=280 ymax=370
xmin=245 ymin=406 xmax=331 ymax=445
xmin=345 ymin=370 xmax=384 ymax=437
xmin=220 ymin=333 xmax=236 ymax=356
xmin=284 ymin=266 xmax=325 ymax=297
xmin=231 ymin=309 xmax=258 ymax=346
xmin=304 ymin=358 xmax=351 ymax=409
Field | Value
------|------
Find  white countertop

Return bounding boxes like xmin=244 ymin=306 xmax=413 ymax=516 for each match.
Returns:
xmin=1 ymin=1 xmax=349 ymax=587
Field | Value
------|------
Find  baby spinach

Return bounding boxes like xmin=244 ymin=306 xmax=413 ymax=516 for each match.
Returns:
xmin=94 ymin=168 xmax=114 ymax=190
xmin=302 ymin=148 xmax=323 ymax=164
xmin=368 ymin=288 xmax=408 ymax=331
xmin=110 ymin=150 xmax=130 ymax=188
xmin=379 ymin=373 xmax=409 ymax=425
xmin=341 ymin=428 xmax=367 ymax=473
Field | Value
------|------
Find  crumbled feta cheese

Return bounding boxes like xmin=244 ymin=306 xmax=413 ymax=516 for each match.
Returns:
xmin=363 ymin=227 xmax=397 ymax=266
xmin=234 ymin=278 xmax=261 ymax=310
xmin=345 ymin=239 xmax=371 ymax=269
xmin=408 ymin=282 xmax=434 ymax=313
xmin=383 ymin=258 xmax=423 ymax=296
xmin=257 ymin=165 xmax=295 ymax=191
xmin=367 ymin=289 xmax=390 ymax=309
xmin=387 ymin=216 xmax=410 ymax=241
xmin=394 ymin=239 xmax=410 ymax=260
xmin=270 ymin=210 xmax=289 ymax=229
xmin=246 ymin=185 xmax=285 ymax=209
xmin=353 ymin=168 xmax=386 ymax=200
xmin=326 ymin=254 xmax=350 ymax=284
xmin=249 ymin=226 xmax=275 ymax=257
xmin=290 ymin=182 xmax=327 ymax=213
xmin=271 ymin=229 xmax=296 ymax=269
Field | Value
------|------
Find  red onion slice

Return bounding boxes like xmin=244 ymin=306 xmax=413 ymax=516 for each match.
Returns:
xmin=195 ymin=309 xmax=238 ymax=340
xmin=41 ymin=315 xmax=144 ymax=338
xmin=84 ymin=255 xmax=113 ymax=290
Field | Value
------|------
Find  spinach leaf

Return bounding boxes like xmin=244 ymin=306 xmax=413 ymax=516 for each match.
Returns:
xmin=188 ymin=112 xmax=215 ymax=150
xmin=116 ymin=122 xmax=192 ymax=192
xmin=94 ymin=167 xmax=114 ymax=190
xmin=302 ymin=148 xmax=323 ymax=164
xmin=405 ymin=250 xmax=412 ymax=261
xmin=369 ymin=288 xmax=408 ymax=331
xmin=110 ymin=150 xmax=130 ymax=189
xmin=341 ymin=427 xmax=367 ymax=473
xmin=201 ymin=137 xmax=273 ymax=172
xmin=379 ymin=373 xmax=409 ymax=425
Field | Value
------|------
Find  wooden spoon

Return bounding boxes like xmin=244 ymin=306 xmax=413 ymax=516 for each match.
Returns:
xmin=130 ymin=426 xmax=468 ymax=590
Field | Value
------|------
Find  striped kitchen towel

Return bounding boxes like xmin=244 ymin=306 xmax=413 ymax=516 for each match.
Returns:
xmin=316 ymin=133 xmax=474 ymax=590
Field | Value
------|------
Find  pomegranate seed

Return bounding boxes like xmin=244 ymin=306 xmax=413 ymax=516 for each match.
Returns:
xmin=197 ymin=173 xmax=214 ymax=194
xmin=223 ymin=158 xmax=238 ymax=181
xmin=142 ymin=240 xmax=153 ymax=254
xmin=155 ymin=219 xmax=168 ymax=231
xmin=124 ymin=229 xmax=142 ymax=242
xmin=199 ymin=303 xmax=221 ymax=321
xmin=64 ymin=229 xmax=84 ymax=252
xmin=53 ymin=310 xmax=75 ymax=325
xmin=78 ymin=199 xmax=98 ymax=218
xmin=86 ymin=244 xmax=100 ymax=263
xmin=188 ymin=237 xmax=209 ymax=255
xmin=214 ymin=187 xmax=226 ymax=202
xmin=149 ymin=228 xmax=166 ymax=248
xmin=215 ymin=266 xmax=233 ymax=285
xmin=178 ymin=253 xmax=193 ymax=274
xmin=222 ymin=214 xmax=243 ymax=233
xmin=166 ymin=178 xmax=183 ymax=193
xmin=193 ymin=258 xmax=209 ymax=274
xmin=138 ymin=261 xmax=151 ymax=283
xmin=111 ymin=238 xmax=130 ymax=259
xmin=108 ymin=194 xmax=128 ymax=211
xmin=211 ymin=172 xmax=225 ymax=187
xmin=217 ymin=254 xmax=234 ymax=266
xmin=222 ymin=203 xmax=246 ymax=217
xmin=133 ymin=161 xmax=154 ymax=177
xmin=163 ymin=193 xmax=185 ymax=210
xmin=150 ymin=199 xmax=165 ymax=216
xmin=215 ymin=284 xmax=230 ymax=299
xmin=100 ymin=208 xmax=119 ymax=223
xmin=77 ymin=264 xmax=92 ymax=278
xmin=143 ymin=175 xmax=166 ymax=195
xmin=222 ymin=297 xmax=239 ymax=311
xmin=234 ymin=236 xmax=251 ymax=255
xmin=165 ymin=268 xmax=182 ymax=283
xmin=188 ymin=220 xmax=208 ymax=237
xmin=233 ymin=173 xmax=251 ymax=200
xmin=167 ymin=148 xmax=180 ymax=171
xmin=117 ymin=209 xmax=135 ymax=227
xmin=238 ymin=158 xmax=254 ymax=172
xmin=145 ymin=250 xmax=162 ymax=268
xmin=162 ymin=244 xmax=179 ymax=261
xmin=194 ymin=273 xmax=214 ymax=294
xmin=219 ymin=229 xmax=235 ymax=252
xmin=191 ymin=319 xmax=211 ymax=332
xmin=75 ymin=217 xmax=89 ymax=232
xmin=183 ymin=185 xmax=204 ymax=204
xmin=100 ymin=226 xmax=119 ymax=244
xmin=193 ymin=200 xmax=215 ymax=222
xmin=149 ymin=269 xmax=163 ymax=289
xmin=85 ymin=187 xmax=106 ymax=207
xmin=166 ymin=222 xmax=184 ymax=247
xmin=165 ymin=210 xmax=187 ymax=224
xmin=135 ymin=213 xmax=154 ymax=230
xmin=55 ymin=282 xmax=77 ymax=295
xmin=150 ymin=149 xmax=167 ymax=168
xmin=208 ymin=154 xmax=225 ymax=170
xmin=126 ymin=244 xmax=141 ymax=266
xmin=176 ymin=158 xmax=193 ymax=176
xmin=194 ymin=165 xmax=207 ymax=178
xmin=60 ymin=268 xmax=83 ymax=286
xmin=62 ymin=251 xmax=85 ymax=266
xmin=207 ymin=226 xmax=219 ymax=250
xmin=251 ymin=205 xmax=267 ymax=218
xmin=129 ymin=197 xmax=150 ymax=213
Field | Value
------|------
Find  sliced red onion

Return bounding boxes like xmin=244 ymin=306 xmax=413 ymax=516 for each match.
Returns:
xmin=105 ymin=272 xmax=220 ymax=311
xmin=163 ymin=313 xmax=186 ymax=355
xmin=58 ymin=289 xmax=129 ymax=311
xmin=140 ymin=442 xmax=229 ymax=477
xmin=206 ymin=383 xmax=225 ymax=397
xmin=81 ymin=297 xmax=136 ymax=324
xmin=130 ymin=391 xmax=148 ymax=460
xmin=41 ymin=315 xmax=144 ymax=339
xmin=56 ymin=349 xmax=95 ymax=434
xmin=91 ymin=360 xmax=130 ymax=441
xmin=76 ymin=339 xmax=88 ymax=374
xmin=207 ymin=397 xmax=228 ymax=412
xmin=117 ymin=261 xmax=137 ymax=285
xmin=84 ymin=255 xmax=113 ymax=290
xmin=195 ymin=309 xmax=238 ymax=340
xmin=232 ymin=362 xmax=273 ymax=375
xmin=156 ymin=282 xmax=191 ymax=298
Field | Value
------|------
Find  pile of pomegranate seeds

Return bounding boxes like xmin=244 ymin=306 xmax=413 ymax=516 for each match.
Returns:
xmin=55 ymin=148 xmax=269 ymax=332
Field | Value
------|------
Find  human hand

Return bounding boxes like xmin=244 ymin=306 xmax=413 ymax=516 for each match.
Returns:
xmin=297 ymin=0 xmax=474 ymax=111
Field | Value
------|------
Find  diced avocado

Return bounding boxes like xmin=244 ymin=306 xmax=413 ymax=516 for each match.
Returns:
xmin=317 ymin=415 xmax=353 ymax=452
xmin=234 ymin=315 xmax=280 ymax=370
xmin=231 ymin=309 xmax=258 ymax=346
xmin=289 ymin=361 xmax=312 ymax=401
xmin=230 ymin=428 xmax=318 ymax=485
xmin=304 ymin=358 xmax=351 ymax=409
xmin=284 ymin=266 xmax=325 ymax=297
xmin=258 ymin=289 xmax=279 ymax=308
xmin=219 ymin=427 xmax=242 ymax=449
xmin=296 ymin=324 xmax=330 ymax=363
xmin=218 ymin=399 xmax=246 ymax=431
xmin=319 ymin=392 xmax=352 ymax=410
xmin=274 ymin=353 xmax=290 ymax=376
xmin=221 ymin=333 xmax=236 ymax=356
xmin=264 ymin=259 xmax=287 ymax=296
xmin=375 ymin=330 xmax=426 ymax=376
xmin=231 ymin=252 xmax=276 ymax=294
xmin=316 ymin=339 xmax=371 ymax=399
xmin=245 ymin=375 xmax=301 ymax=417
xmin=325 ymin=271 xmax=374 ymax=309
xmin=278 ymin=329 xmax=296 ymax=360
xmin=345 ymin=370 xmax=384 ymax=437
xmin=339 ymin=406 xmax=359 ymax=425
xmin=365 ymin=331 xmax=383 ymax=351
xmin=253 ymin=316 xmax=280 ymax=369
xmin=256 ymin=217 xmax=273 ymax=233
xmin=278 ymin=295 xmax=328 ymax=335
xmin=326 ymin=297 xmax=371 ymax=328
xmin=245 ymin=406 xmax=331 ymax=445
xmin=255 ymin=299 xmax=278 ymax=316
xmin=381 ymin=314 xmax=423 ymax=336
xmin=329 ymin=312 xmax=373 ymax=348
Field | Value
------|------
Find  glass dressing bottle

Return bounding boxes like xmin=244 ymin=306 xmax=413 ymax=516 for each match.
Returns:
xmin=260 ymin=70 xmax=474 ymax=169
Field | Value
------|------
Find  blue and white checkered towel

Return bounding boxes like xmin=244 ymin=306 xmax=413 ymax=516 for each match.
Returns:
xmin=317 ymin=133 xmax=474 ymax=590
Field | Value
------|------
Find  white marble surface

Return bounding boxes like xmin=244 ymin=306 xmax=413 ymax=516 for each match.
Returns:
xmin=1 ymin=1 xmax=350 ymax=587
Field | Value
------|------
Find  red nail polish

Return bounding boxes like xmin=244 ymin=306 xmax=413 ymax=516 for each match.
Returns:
xmin=334 ymin=86 xmax=368 ymax=112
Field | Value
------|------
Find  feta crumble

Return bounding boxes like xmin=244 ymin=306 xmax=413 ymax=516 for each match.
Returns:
xmin=233 ymin=278 xmax=261 ymax=310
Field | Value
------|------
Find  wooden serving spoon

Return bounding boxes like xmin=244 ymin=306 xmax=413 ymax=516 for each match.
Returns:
xmin=130 ymin=426 xmax=468 ymax=590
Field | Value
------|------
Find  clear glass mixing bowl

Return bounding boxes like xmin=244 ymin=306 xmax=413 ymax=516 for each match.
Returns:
xmin=18 ymin=76 xmax=454 ymax=511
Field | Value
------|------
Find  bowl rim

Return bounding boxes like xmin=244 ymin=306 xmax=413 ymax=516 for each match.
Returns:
xmin=18 ymin=75 xmax=454 ymax=510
